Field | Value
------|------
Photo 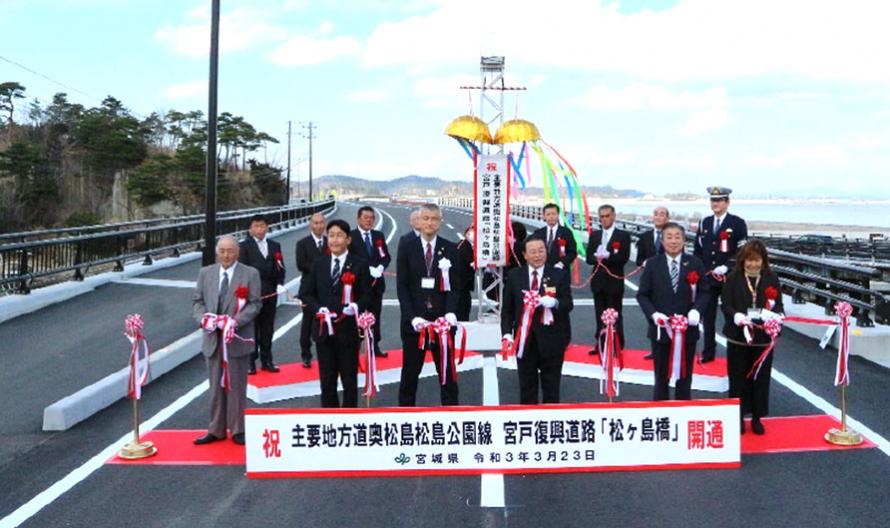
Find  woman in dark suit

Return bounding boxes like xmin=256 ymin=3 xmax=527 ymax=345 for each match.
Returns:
xmin=721 ymin=239 xmax=784 ymax=435
xmin=456 ymin=225 xmax=475 ymax=321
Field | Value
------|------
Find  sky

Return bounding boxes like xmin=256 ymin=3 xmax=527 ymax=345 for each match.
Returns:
xmin=3 ymin=0 xmax=890 ymax=199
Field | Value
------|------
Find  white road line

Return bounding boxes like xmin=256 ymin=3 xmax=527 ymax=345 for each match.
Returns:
xmin=714 ymin=334 xmax=890 ymax=458
xmin=373 ymin=208 xmax=384 ymax=231
xmin=377 ymin=207 xmax=398 ymax=244
xmin=624 ymin=279 xmax=639 ymax=291
xmin=446 ymin=223 xmax=454 ymax=229
xmin=113 ymin=278 xmax=196 ymax=289
xmin=480 ymin=356 xmax=505 ymax=508
xmin=0 ymin=312 xmax=303 ymax=528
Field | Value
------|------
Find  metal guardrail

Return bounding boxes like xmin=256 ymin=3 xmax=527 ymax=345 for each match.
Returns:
xmin=438 ymin=198 xmax=890 ymax=326
xmin=0 ymin=199 xmax=335 ymax=294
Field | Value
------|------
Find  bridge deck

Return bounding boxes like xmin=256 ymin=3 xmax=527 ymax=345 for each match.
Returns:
xmin=1 ymin=202 xmax=888 ymax=528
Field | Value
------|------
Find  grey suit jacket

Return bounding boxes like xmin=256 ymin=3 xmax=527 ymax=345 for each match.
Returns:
xmin=192 ymin=263 xmax=262 ymax=358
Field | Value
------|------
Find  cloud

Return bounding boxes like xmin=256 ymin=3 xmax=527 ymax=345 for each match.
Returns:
xmin=161 ymin=80 xmax=206 ymax=99
xmin=155 ymin=5 xmax=287 ymax=58
xmin=270 ymin=35 xmax=361 ymax=66
xmin=647 ymin=154 xmax=720 ymax=169
xmin=362 ymin=0 xmax=890 ymax=83
xmin=743 ymin=145 xmax=848 ymax=168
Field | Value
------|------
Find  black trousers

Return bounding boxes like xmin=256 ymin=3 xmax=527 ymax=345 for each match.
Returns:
xmin=456 ymin=290 xmax=473 ymax=321
xmin=517 ymin=337 xmax=564 ymax=404
xmin=316 ymin=336 xmax=359 ymax=408
xmin=250 ymin=299 xmax=276 ymax=365
xmin=727 ymin=342 xmax=773 ymax=418
xmin=593 ymin=290 xmax=624 ymax=348
xmin=299 ymin=305 xmax=314 ymax=362
xmin=369 ymin=289 xmax=384 ymax=354
xmin=398 ymin=332 xmax=459 ymax=406
xmin=701 ymin=284 xmax=723 ymax=360
xmin=651 ymin=339 xmax=697 ymax=401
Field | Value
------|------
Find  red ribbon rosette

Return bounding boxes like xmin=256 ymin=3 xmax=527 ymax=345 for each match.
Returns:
xmin=667 ymin=314 xmax=689 ymax=382
xmin=274 ymin=251 xmax=284 ymax=270
xmin=834 ymin=301 xmax=853 ymax=386
xmin=125 ymin=314 xmax=150 ymax=400
xmin=719 ymin=229 xmax=730 ymax=252
xmin=340 ymin=271 xmax=355 ymax=305
xmin=357 ymin=311 xmax=378 ymax=398
xmin=598 ymin=308 xmax=624 ymax=399
xmin=234 ymin=285 xmax=249 ymax=314
xmin=611 ymin=241 xmax=621 ymax=252
xmin=374 ymin=239 xmax=386 ymax=258
xmin=557 ymin=238 xmax=566 ymax=257
xmin=765 ymin=285 xmax=779 ymax=310
xmin=687 ymin=270 xmax=700 ymax=302
xmin=747 ymin=317 xmax=783 ymax=379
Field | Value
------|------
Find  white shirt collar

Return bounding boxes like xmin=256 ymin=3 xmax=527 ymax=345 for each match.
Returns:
xmin=528 ymin=264 xmax=545 ymax=283
xmin=220 ymin=261 xmax=237 ymax=279
xmin=311 ymin=232 xmax=324 ymax=244
xmin=413 ymin=229 xmax=420 ymax=237
xmin=253 ymin=236 xmax=266 ymax=244
xmin=714 ymin=212 xmax=727 ymax=223
xmin=422 ymin=236 xmax=437 ymax=250
xmin=665 ymin=253 xmax=681 ymax=266
xmin=331 ymin=250 xmax=348 ymax=271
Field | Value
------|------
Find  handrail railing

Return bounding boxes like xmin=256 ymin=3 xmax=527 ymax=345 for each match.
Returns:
xmin=0 ymin=199 xmax=335 ymax=294
xmin=437 ymin=197 xmax=890 ymax=326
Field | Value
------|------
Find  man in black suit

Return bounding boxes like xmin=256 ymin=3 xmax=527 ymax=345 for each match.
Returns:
xmin=397 ymin=203 xmax=461 ymax=406
xmin=349 ymin=205 xmax=391 ymax=358
xmin=635 ymin=206 xmax=670 ymax=266
xmin=298 ymin=219 xmax=372 ymax=408
xmin=637 ymin=222 xmax=710 ymax=400
xmin=239 ymin=214 xmax=285 ymax=374
xmin=295 ymin=212 xmax=327 ymax=368
xmin=693 ymin=186 xmax=748 ymax=362
xmin=501 ymin=237 xmax=573 ymax=404
xmin=397 ymin=207 xmax=422 ymax=252
xmin=586 ymin=204 xmax=632 ymax=353
xmin=533 ymin=203 xmax=577 ymax=272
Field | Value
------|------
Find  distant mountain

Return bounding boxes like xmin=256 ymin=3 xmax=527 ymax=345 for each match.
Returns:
xmin=314 ymin=175 xmax=643 ymax=199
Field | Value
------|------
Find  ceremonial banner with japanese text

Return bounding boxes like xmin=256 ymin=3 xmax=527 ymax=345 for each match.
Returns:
xmin=473 ymin=154 xmax=510 ymax=267
xmin=245 ymin=400 xmax=740 ymax=478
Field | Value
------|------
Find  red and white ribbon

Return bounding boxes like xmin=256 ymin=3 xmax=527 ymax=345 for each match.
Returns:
xmin=512 ymin=290 xmax=540 ymax=359
xmin=664 ymin=315 xmax=689 ymax=383
xmin=747 ymin=318 xmax=782 ymax=380
xmin=540 ymin=291 xmax=556 ymax=326
xmin=598 ymin=308 xmax=624 ymax=398
xmin=416 ymin=318 xmax=465 ymax=385
xmin=719 ymin=230 xmax=730 ymax=253
xmin=274 ymin=251 xmax=284 ymax=271
xmin=438 ymin=258 xmax=452 ymax=292
xmin=687 ymin=271 xmax=700 ymax=303
xmin=357 ymin=311 xmax=378 ymax=398
xmin=340 ymin=272 xmax=355 ymax=305
xmin=375 ymin=239 xmax=386 ymax=259
xmin=125 ymin=314 xmax=150 ymax=400
xmin=316 ymin=309 xmax=338 ymax=336
xmin=834 ymin=301 xmax=853 ymax=386
xmin=200 ymin=313 xmax=253 ymax=392
xmin=557 ymin=238 xmax=566 ymax=258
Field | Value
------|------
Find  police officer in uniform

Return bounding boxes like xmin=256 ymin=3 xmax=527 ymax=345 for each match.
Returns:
xmin=693 ymin=186 xmax=748 ymax=363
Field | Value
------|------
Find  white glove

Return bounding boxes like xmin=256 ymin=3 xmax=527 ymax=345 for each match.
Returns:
xmin=651 ymin=312 xmax=668 ymax=326
xmin=502 ymin=334 xmax=514 ymax=344
xmin=201 ymin=313 xmax=217 ymax=331
xmin=733 ymin=312 xmax=750 ymax=326
xmin=554 ymin=262 xmax=564 ymax=269
xmin=760 ymin=308 xmax=783 ymax=322
xmin=276 ymin=284 xmax=287 ymax=295
xmin=369 ymin=265 xmax=383 ymax=279
xmin=342 ymin=304 xmax=356 ymax=316
xmin=318 ymin=307 xmax=330 ymax=315
xmin=412 ymin=317 xmax=428 ymax=331
xmin=713 ymin=265 xmax=728 ymax=276
xmin=538 ymin=296 xmax=558 ymax=309
xmin=595 ymin=245 xmax=610 ymax=260
xmin=687 ymin=309 xmax=700 ymax=327
xmin=445 ymin=312 xmax=458 ymax=325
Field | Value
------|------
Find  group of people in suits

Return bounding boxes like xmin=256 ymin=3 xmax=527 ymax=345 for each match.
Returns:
xmin=191 ymin=186 xmax=781 ymax=445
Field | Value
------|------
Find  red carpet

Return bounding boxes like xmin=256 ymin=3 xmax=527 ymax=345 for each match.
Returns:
xmin=107 ymin=430 xmax=244 ymax=465
xmin=740 ymin=415 xmax=876 ymax=454
xmin=565 ymin=344 xmax=728 ymax=377
xmin=107 ymin=415 xmax=874 ymax=466
xmin=249 ymin=348 xmax=480 ymax=388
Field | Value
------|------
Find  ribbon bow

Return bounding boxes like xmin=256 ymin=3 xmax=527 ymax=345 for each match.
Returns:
xmin=664 ymin=314 xmax=689 ymax=382
xmin=511 ymin=290 xmax=540 ymax=360
xmin=417 ymin=317 xmax=466 ymax=385
xmin=357 ymin=311 xmax=378 ymax=398
xmin=747 ymin=317 xmax=783 ymax=380
xmin=598 ymin=308 xmax=624 ymax=399
xmin=200 ymin=313 xmax=253 ymax=392
xmin=438 ymin=258 xmax=452 ymax=292
xmin=125 ymin=314 xmax=150 ymax=400
xmin=834 ymin=301 xmax=853 ymax=386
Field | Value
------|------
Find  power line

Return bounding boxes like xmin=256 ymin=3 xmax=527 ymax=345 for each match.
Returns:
xmin=0 ymin=54 xmax=103 ymax=103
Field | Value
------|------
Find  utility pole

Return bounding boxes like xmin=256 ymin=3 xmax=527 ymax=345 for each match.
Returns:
xmin=202 ymin=0 xmax=220 ymax=266
xmin=301 ymin=122 xmax=316 ymax=201
xmin=286 ymin=120 xmax=292 ymax=204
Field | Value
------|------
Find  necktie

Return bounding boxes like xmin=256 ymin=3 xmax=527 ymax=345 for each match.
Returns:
xmin=218 ymin=270 xmax=229 ymax=314
xmin=531 ymin=269 xmax=539 ymax=291
xmin=317 ymin=238 xmax=324 ymax=250
xmin=425 ymin=242 xmax=433 ymax=275
xmin=331 ymin=257 xmax=341 ymax=281
xmin=655 ymin=230 xmax=663 ymax=254
xmin=670 ymin=258 xmax=679 ymax=293
xmin=547 ymin=228 xmax=554 ymax=249
xmin=714 ymin=217 xmax=721 ymax=235
xmin=258 ymin=239 xmax=267 ymax=258
xmin=364 ymin=232 xmax=373 ymax=256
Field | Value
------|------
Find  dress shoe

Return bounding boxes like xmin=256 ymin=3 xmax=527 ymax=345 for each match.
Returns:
xmin=643 ymin=353 xmax=654 ymax=360
xmin=261 ymin=362 xmax=280 ymax=373
xmin=302 ymin=358 xmax=312 ymax=369
xmin=751 ymin=418 xmax=765 ymax=435
xmin=700 ymin=356 xmax=715 ymax=364
xmin=193 ymin=433 xmax=224 ymax=445
xmin=232 ymin=433 xmax=245 ymax=445
xmin=588 ymin=347 xmax=598 ymax=356
xmin=374 ymin=349 xmax=388 ymax=358
xmin=740 ymin=418 xmax=746 ymax=435
xmin=247 ymin=363 xmax=257 ymax=375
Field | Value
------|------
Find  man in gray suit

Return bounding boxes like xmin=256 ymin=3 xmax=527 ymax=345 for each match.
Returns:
xmin=192 ymin=235 xmax=261 ymax=446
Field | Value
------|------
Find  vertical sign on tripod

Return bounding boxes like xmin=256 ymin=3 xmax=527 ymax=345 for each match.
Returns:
xmin=473 ymin=154 xmax=510 ymax=268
